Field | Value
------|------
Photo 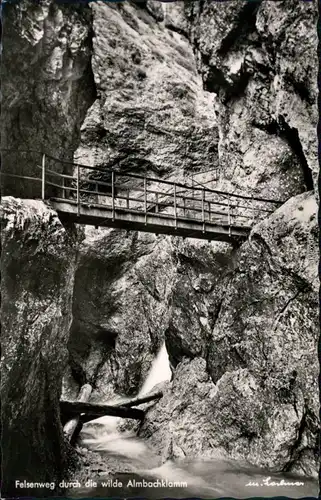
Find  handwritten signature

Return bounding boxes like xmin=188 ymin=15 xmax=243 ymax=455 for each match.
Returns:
xmin=246 ymin=477 xmax=304 ymax=487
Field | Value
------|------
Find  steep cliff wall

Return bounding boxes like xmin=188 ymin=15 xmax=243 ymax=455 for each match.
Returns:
xmin=66 ymin=228 xmax=232 ymax=401
xmin=1 ymin=198 xmax=77 ymax=496
xmin=1 ymin=0 xmax=96 ymax=197
xmin=67 ymin=228 xmax=172 ymax=400
xmin=75 ymin=1 xmax=217 ymax=180
xmin=185 ymin=0 xmax=317 ymax=198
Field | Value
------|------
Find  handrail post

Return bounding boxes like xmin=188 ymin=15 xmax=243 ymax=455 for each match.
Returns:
xmin=208 ymin=201 xmax=211 ymax=222
xmin=144 ymin=177 xmax=147 ymax=225
xmin=126 ymin=189 xmax=129 ymax=209
xmin=174 ymin=183 xmax=177 ymax=229
xmin=62 ymin=176 xmax=65 ymax=199
xmin=77 ymin=164 xmax=80 ymax=216
xmin=183 ymin=196 xmax=186 ymax=217
xmin=155 ymin=192 xmax=159 ymax=213
xmin=202 ymin=188 xmax=205 ymax=233
xmin=112 ymin=171 xmax=115 ymax=221
xmin=96 ymin=181 xmax=99 ymax=204
xmin=228 ymin=195 xmax=231 ymax=236
xmin=41 ymin=153 xmax=46 ymax=200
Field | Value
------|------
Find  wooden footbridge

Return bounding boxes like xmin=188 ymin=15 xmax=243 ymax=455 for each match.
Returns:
xmin=1 ymin=150 xmax=282 ymax=243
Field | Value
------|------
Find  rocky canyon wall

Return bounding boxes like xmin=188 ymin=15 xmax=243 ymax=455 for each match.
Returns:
xmin=185 ymin=0 xmax=318 ymax=197
xmin=1 ymin=198 xmax=78 ymax=496
xmin=74 ymin=1 xmax=218 ymax=182
xmin=1 ymin=0 xmax=96 ymax=197
xmin=139 ymin=191 xmax=319 ymax=477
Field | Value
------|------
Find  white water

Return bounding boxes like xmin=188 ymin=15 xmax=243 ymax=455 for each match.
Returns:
xmin=78 ymin=342 xmax=171 ymax=448
xmin=72 ymin=343 xmax=319 ymax=499
xmin=139 ymin=342 xmax=172 ymax=396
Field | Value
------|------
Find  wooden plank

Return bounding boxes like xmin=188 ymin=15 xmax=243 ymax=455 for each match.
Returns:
xmin=63 ymin=384 xmax=92 ymax=442
xmin=51 ymin=198 xmax=253 ymax=231
xmin=60 ymin=400 xmax=145 ymax=420
xmin=49 ymin=211 xmax=252 ymax=242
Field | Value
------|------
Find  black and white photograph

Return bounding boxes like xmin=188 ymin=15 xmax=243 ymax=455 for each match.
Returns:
xmin=0 ymin=0 xmax=319 ymax=498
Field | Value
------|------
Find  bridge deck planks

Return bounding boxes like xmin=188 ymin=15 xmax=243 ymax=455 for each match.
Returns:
xmin=51 ymin=198 xmax=251 ymax=242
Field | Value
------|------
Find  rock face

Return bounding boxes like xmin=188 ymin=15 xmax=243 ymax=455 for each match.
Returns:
xmin=140 ymin=192 xmax=319 ymax=477
xmin=67 ymin=227 xmax=176 ymax=401
xmin=67 ymin=227 xmax=233 ymax=401
xmin=185 ymin=0 xmax=318 ymax=197
xmin=74 ymin=1 xmax=217 ymax=180
xmin=1 ymin=0 xmax=96 ymax=197
xmin=1 ymin=197 xmax=77 ymax=497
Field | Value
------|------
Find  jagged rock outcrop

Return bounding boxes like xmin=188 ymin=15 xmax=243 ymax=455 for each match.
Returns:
xmin=74 ymin=1 xmax=218 ymax=180
xmin=1 ymin=0 xmax=96 ymax=197
xmin=1 ymin=197 xmax=77 ymax=497
xmin=67 ymin=228 xmax=173 ymax=401
xmin=66 ymin=228 xmax=233 ymax=401
xmin=185 ymin=0 xmax=318 ymax=197
xmin=140 ymin=192 xmax=319 ymax=478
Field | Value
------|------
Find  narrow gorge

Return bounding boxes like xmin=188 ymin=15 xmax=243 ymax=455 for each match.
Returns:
xmin=1 ymin=1 xmax=319 ymax=498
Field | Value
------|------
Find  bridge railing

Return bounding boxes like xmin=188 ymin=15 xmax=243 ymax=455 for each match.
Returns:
xmin=0 ymin=150 xmax=283 ymax=231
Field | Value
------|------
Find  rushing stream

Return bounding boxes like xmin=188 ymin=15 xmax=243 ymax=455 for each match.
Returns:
xmin=68 ymin=344 xmax=319 ymax=499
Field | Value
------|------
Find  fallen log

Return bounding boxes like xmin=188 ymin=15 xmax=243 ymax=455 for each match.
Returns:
xmin=78 ymin=391 xmax=163 ymax=425
xmin=115 ymin=391 xmax=163 ymax=408
xmin=63 ymin=383 xmax=93 ymax=442
xmin=60 ymin=400 xmax=145 ymax=421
